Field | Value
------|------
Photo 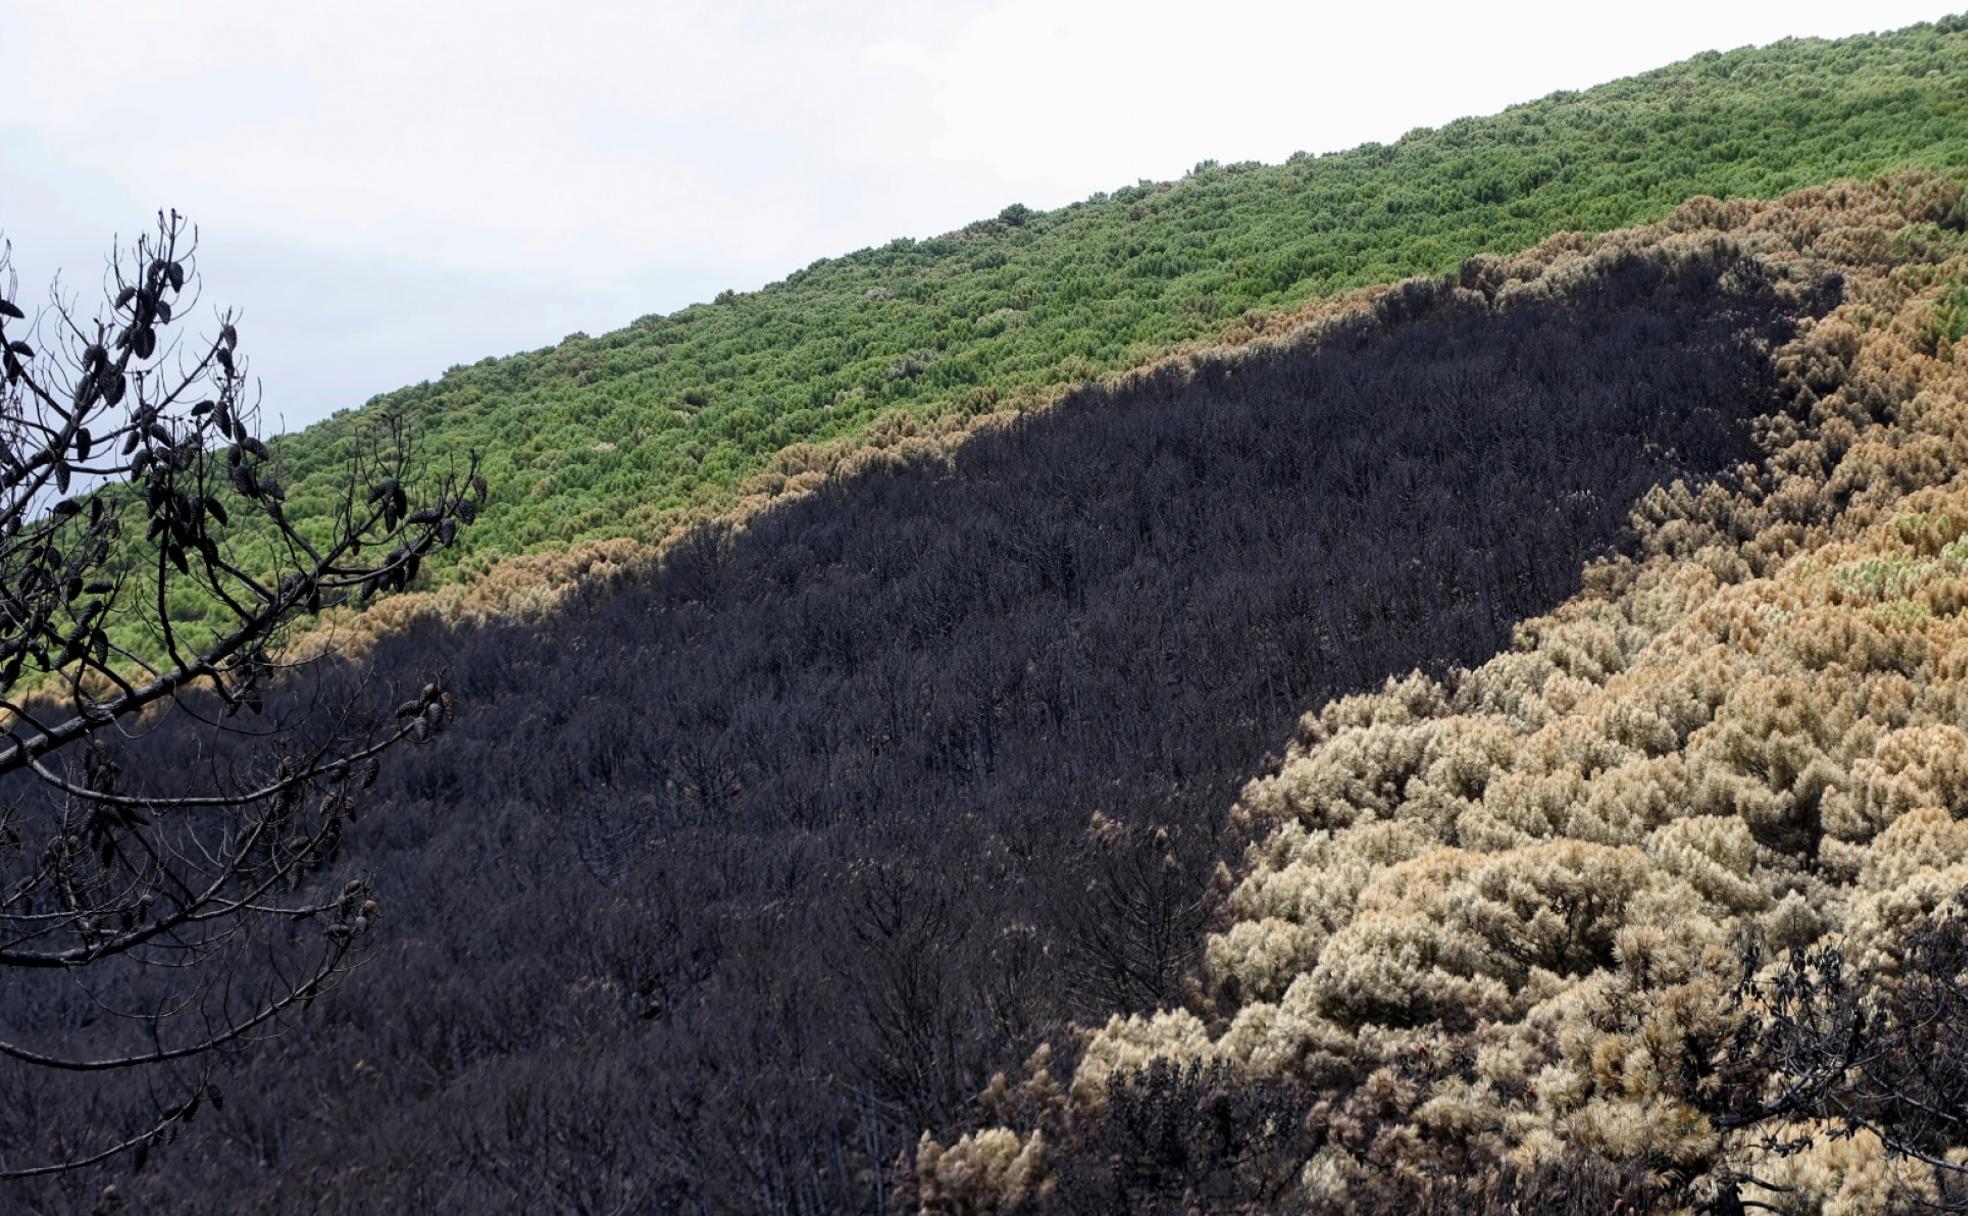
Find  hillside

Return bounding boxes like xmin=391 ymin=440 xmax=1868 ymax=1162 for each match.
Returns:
xmin=247 ymin=18 xmax=1968 ymax=601
xmin=5 ymin=175 xmax=1893 ymax=1212
xmin=10 ymin=17 xmax=1968 ymax=1216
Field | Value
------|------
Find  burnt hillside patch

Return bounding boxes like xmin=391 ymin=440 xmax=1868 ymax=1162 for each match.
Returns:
xmin=10 ymin=247 xmax=1833 ymax=1212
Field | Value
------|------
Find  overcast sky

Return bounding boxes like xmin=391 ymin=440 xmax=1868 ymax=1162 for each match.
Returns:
xmin=0 ymin=1 xmax=1955 ymax=432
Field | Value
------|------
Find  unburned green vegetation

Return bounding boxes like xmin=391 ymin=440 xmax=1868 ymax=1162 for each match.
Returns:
xmin=217 ymin=17 xmax=1968 ymax=611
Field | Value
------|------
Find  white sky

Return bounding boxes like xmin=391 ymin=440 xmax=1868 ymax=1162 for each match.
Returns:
xmin=0 ymin=0 xmax=1956 ymax=432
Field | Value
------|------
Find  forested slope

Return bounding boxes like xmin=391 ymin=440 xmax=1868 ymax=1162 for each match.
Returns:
xmin=202 ymin=18 xmax=1968 ymax=614
xmin=0 ymin=177 xmax=1848 ymax=1212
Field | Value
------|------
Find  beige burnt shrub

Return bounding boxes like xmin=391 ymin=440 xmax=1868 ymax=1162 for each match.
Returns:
xmin=1235 ymin=721 xmax=1435 ymax=831
xmin=1070 ymin=1008 xmax=1215 ymax=1105
xmin=1760 ymin=888 xmax=1833 ymax=952
xmin=915 ymin=1128 xmax=1051 ymax=1214
xmin=1212 ymin=974 xmax=1364 ymax=1083
xmin=1584 ymin=694 xmax=1682 ymax=760
xmin=1647 ymin=815 xmax=1776 ymax=914
xmin=1220 ymin=841 xmax=1353 ymax=925
xmin=1537 ymin=614 xmax=1628 ymax=683
xmin=1206 ymin=916 xmax=1324 ymax=1004
xmin=1891 ymin=508 xmax=1964 ymax=557
xmin=1549 ymin=950 xmax=1743 ymax=1142
xmin=1633 ymin=479 xmax=1740 ymax=563
xmin=1447 ymin=647 xmax=1565 ymax=727
xmin=1849 ymin=724 xmax=1968 ymax=831
xmin=1346 ymin=718 xmax=1517 ymax=840
xmin=1843 ymin=861 xmax=1968 ymax=977
xmin=1821 ymin=725 xmax=1950 ymax=850
xmin=1448 ymin=841 xmax=1650 ymax=986
xmin=1220 ymin=819 xmax=1434 ymax=924
xmin=1515 ymin=711 xmax=1644 ymax=780
xmin=1352 ymin=846 xmax=1481 ymax=922
xmin=1637 ymin=645 xmax=1741 ymax=739
xmin=1339 ymin=817 xmax=1444 ymax=867
xmin=287 ymin=536 xmax=657 ymax=662
xmin=1608 ymin=916 xmax=1730 ymax=995
xmin=1568 ymin=754 xmax=1692 ymax=845
xmin=974 ymin=1045 xmax=1064 ymax=1127
xmin=1683 ymin=674 xmax=1850 ymax=855
xmin=1298 ymin=1144 xmax=1369 ymax=1210
xmin=1414 ymin=715 xmax=1522 ymax=802
xmin=1562 ymin=1090 xmax=1719 ymax=1173
xmin=1742 ymin=1126 xmax=1938 ymax=1215
xmin=1623 ymin=561 xmax=1727 ymax=637
xmin=1455 ymin=767 xmax=1591 ymax=850
xmin=1304 ymin=912 xmax=1507 ymax=1030
xmin=1664 ymin=193 xmax=1759 ymax=235
xmin=1863 ymin=803 xmax=1968 ymax=885
xmin=1310 ymin=670 xmax=1449 ymax=738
